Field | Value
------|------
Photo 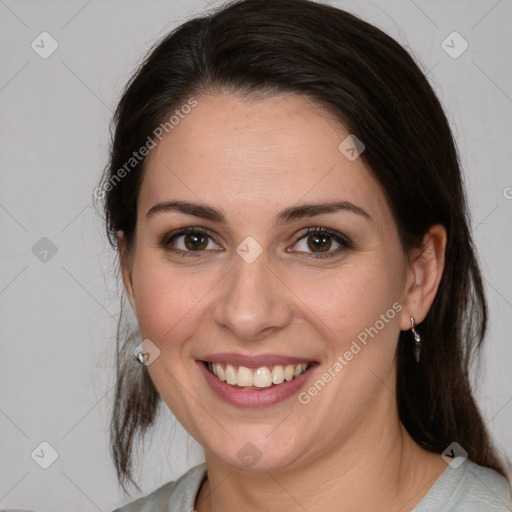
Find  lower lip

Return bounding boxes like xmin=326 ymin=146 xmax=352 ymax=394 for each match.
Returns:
xmin=197 ymin=361 xmax=317 ymax=408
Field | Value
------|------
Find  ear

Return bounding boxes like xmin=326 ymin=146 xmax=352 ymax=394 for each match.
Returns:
xmin=400 ymin=224 xmax=447 ymax=331
xmin=117 ymin=230 xmax=137 ymax=316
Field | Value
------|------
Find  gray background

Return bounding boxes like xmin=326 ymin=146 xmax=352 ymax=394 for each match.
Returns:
xmin=0 ymin=0 xmax=511 ymax=510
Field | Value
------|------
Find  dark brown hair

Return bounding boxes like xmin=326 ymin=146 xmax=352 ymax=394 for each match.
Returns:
xmin=96 ymin=0 xmax=508 ymax=494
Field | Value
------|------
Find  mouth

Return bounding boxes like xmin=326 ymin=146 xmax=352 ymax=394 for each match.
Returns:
xmin=202 ymin=360 xmax=312 ymax=390
xmin=197 ymin=353 xmax=319 ymax=407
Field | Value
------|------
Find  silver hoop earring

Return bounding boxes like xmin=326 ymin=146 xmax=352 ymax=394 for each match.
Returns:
xmin=410 ymin=317 xmax=421 ymax=362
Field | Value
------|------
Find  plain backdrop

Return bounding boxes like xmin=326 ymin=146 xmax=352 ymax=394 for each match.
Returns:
xmin=0 ymin=0 xmax=511 ymax=510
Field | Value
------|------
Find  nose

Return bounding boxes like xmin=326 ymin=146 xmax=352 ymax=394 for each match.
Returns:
xmin=213 ymin=250 xmax=294 ymax=341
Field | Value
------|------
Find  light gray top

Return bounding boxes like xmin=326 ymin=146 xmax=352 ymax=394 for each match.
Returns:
xmin=2 ymin=459 xmax=511 ymax=512
xmin=107 ymin=459 xmax=512 ymax=512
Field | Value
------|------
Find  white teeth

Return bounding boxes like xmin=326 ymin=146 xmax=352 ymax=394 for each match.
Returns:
xmin=225 ymin=364 xmax=237 ymax=385
xmin=236 ymin=366 xmax=253 ymax=387
xmin=215 ymin=363 xmax=225 ymax=381
xmin=271 ymin=365 xmax=285 ymax=384
xmin=284 ymin=365 xmax=295 ymax=381
xmin=294 ymin=363 xmax=307 ymax=377
xmin=253 ymin=367 xmax=272 ymax=388
xmin=208 ymin=362 xmax=310 ymax=389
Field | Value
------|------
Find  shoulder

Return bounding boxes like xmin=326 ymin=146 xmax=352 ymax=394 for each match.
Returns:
xmin=414 ymin=459 xmax=512 ymax=511
xmin=111 ymin=463 xmax=207 ymax=512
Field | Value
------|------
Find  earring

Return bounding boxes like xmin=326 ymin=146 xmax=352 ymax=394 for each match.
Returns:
xmin=135 ymin=351 xmax=146 ymax=364
xmin=410 ymin=317 xmax=421 ymax=362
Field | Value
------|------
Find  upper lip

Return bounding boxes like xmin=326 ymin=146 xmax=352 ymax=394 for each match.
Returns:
xmin=199 ymin=353 xmax=316 ymax=369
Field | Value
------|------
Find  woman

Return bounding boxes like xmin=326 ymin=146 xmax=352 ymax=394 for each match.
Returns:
xmin=97 ymin=0 xmax=512 ymax=510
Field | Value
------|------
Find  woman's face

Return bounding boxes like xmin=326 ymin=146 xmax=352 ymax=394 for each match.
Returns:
xmin=121 ymin=92 xmax=414 ymax=472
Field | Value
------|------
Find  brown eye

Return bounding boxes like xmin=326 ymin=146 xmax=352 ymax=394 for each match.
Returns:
xmin=291 ymin=227 xmax=352 ymax=257
xmin=162 ymin=227 xmax=222 ymax=256
xmin=184 ymin=232 xmax=209 ymax=250
xmin=307 ymin=233 xmax=332 ymax=252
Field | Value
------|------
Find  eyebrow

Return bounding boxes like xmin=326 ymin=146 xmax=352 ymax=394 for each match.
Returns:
xmin=276 ymin=201 xmax=371 ymax=223
xmin=145 ymin=200 xmax=371 ymax=224
xmin=146 ymin=201 xmax=225 ymax=222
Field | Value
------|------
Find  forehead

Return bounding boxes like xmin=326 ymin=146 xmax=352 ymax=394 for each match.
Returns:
xmin=139 ymin=92 xmax=388 ymax=224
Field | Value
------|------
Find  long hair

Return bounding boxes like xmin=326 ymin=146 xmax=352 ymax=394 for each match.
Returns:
xmin=95 ymin=0 xmax=507 ymax=494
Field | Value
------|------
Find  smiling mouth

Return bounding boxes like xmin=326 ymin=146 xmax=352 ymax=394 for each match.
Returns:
xmin=203 ymin=361 xmax=312 ymax=390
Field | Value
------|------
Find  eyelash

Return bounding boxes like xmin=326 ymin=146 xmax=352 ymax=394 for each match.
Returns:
xmin=159 ymin=227 xmax=218 ymax=258
xmin=159 ymin=226 xmax=353 ymax=258
xmin=292 ymin=227 xmax=353 ymax=258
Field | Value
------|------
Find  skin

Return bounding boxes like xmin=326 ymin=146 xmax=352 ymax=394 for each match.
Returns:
xmin=118 ymin=92 xmax=448 ymax=511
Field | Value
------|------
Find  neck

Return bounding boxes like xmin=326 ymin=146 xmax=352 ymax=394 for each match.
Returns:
xmin=195 ymin=394 xmax=446 ymax=512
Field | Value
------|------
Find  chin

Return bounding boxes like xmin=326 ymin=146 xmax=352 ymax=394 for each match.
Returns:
xmin=205 ymin=430 xmax=308 ymax=473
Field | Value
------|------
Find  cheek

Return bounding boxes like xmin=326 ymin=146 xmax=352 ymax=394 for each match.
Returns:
xmin=293 ymin=258 xmax=404 ymax=352
xmin=294 ymin=262 xmax=405 ymax=419
xmin=130 ymin=251 xmax=217 ymax=351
